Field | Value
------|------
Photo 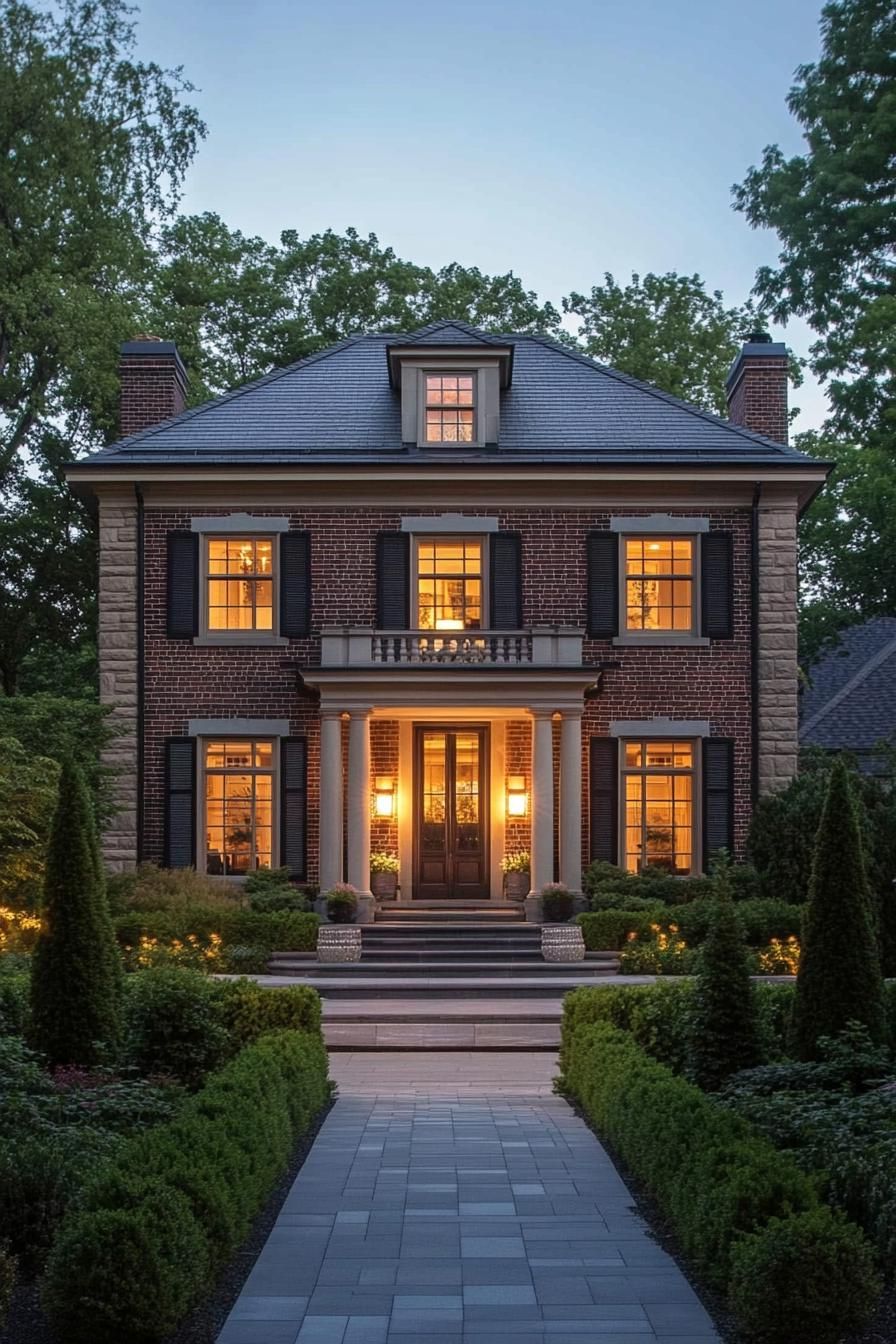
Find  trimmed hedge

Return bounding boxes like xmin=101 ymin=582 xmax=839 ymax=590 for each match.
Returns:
xmin=560 ymin=1020 xmax=880 ymax=1342
xmin=114 ymin=907 xmax=319 ymax=956
xmin=43 ymin=1028 xmax=330 ymax=1344
xmin=576 ymin=899 xmax=803 ymax=952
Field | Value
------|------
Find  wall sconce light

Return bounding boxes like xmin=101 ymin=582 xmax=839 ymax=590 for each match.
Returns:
xmin=506 ymin=774 xmax=528 ymax=818
xmin=374 ymin=775 xmax=396 ymax=818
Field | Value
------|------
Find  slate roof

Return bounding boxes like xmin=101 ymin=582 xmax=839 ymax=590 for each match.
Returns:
xmin=74 ymin=319 xmax=824 ymax=469
xmin=800 ymin=618 xmax=896 ymax=763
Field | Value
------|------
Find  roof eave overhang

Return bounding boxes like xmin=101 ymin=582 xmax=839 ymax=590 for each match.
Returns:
xmin=386 ymin=343 xmax=514 ymax=390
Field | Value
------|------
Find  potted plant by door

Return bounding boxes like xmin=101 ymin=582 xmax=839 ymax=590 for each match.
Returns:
xmin=370 ymin=851 xmax=399 ymax=900
xmin=501 ymin=851 xmax=530 ymax=901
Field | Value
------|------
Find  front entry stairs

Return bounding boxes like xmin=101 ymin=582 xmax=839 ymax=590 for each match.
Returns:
xmin=264 ymin=904 xmax=620 ymax=1051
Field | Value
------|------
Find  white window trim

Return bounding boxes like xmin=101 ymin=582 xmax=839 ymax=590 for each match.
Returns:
xmin=412 ymin=533 xmax=489 ymax=632
xmin=613 ymin=531 xmax=709 ymax=647
xmin=417 ymin=368 xmax=484 ymax=448
xmin=619 ymin=736 xmax=701 ymax=877
xmin=194 ymin=530 xmax=288 ymax=647
xmin=197 ymin=734 xmax=280 ymax=879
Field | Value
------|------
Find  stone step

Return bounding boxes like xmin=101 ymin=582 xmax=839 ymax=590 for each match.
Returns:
xmin=364 ymin=923 xmax=539 ymax=938
xmin=267 ymin=958 xmax=618 ymax=979
xmin=275 ymin=946 xmax=605 ymax=963
xmin=374 ymin=906 xmax=526 ymax=923
xmin=259 ymin=972 xmax=618 ymax=998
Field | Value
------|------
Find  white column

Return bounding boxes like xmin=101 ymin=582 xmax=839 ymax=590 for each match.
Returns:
xmin=318 ymin=710 xmax=344 ymax=895
xmin=529 ymin=710 xmax=555 ymax=895
xmin=559 ymin=711 xmax=583 ymax=892
xmin=346 ymin=708 xmax=372 ymax=895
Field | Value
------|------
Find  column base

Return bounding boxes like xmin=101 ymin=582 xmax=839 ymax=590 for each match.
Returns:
xmin=524 ymin=894 xmax=544 ymax=924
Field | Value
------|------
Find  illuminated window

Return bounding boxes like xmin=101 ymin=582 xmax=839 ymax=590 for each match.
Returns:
xmin=204 ymin=740 xmax=273 ymax=876
xmin=417 ymin=539 xmax=482 ymax=631
xmin=424 ymin=373 xmax=475 ymax=443
xmin=207 ymin=538 xmax=274 ymax=631
xmin=625 ymin=538 xmax=694 ymax=632
xmin=623 ymin=740 xmax=694 ymax=875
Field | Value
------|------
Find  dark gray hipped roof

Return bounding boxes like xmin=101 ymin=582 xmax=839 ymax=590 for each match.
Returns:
xmin=76 ymin=319 xmax=822 ymax=468
xmin=800 ymin=618 xmax=896 ymax=765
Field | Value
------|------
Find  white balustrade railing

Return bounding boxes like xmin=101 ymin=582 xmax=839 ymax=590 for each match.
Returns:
xmin=320 ymin=626 xmax=584 ymax=668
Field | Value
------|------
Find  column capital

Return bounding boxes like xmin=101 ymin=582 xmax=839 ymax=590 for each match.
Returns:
xmin=319 ymin=707 xmax=344 ymax=721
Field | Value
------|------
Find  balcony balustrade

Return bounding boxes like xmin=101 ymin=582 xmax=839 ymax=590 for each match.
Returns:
xmin=320 ymin=626 xmax=584 ymax=668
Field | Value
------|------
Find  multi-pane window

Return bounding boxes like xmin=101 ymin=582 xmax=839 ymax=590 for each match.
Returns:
xmin=623 ymin=740 xmax=694 ymax=876
xmin=424 ymin=374 xmax=475 ymax=443
xmin=625 ymin=538 xmax=694 ymax=633
xmin=207 ymin=538 xmax=274 ymax=631
xmin=417 ymin=539 xmax=482 ymax=631
xmin=204 ymin=740 xmax=273 ymax=875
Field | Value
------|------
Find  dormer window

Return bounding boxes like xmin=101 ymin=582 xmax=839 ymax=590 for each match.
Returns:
xmin=425 ymin=374 xmax=475 ymax=444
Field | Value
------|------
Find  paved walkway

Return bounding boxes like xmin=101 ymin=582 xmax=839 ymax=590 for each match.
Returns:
xmin=217 ymin=1053 xmax=720 ymax=1344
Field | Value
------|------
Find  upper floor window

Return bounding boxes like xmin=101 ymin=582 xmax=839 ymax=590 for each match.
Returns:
xmin=624 ymin=537 xmax=694 ymax=634
xmin=204 ymin=739 xmax=274 ymax=875
xmin=623 ymin=739 xmax=694 ymax=875
xmin=416 ymin=539 xmax=483 ymax=631
xmin=206 ymin=537 xmax=274 ymax=632
xmin=425 ymin=374 xmax=475 ymax=443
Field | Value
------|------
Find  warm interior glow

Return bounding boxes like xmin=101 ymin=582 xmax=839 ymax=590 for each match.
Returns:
xmin=425 ymin=373 xmax=475 ymax=443
xmin=625 ymin=537 xmax=693 ymax=632
xmin=623 ymin=740 xmax=693 ymax=875
xmin=506 ymin=774 xmax=528 ymax=818
xmin=207 ymin=537 xmax=274 ymax=631
xmin=417 ymin=539 xmax=482 ymax=631
xmin=204 ymin=739 xmax=273 ymax=875
xmin=374 ymin=775 xmax=395 ymax=818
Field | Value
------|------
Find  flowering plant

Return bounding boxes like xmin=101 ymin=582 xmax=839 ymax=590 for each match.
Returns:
xmin=122 ymin=931 xmax=223 ymax=972
xmin=501 ymin=851 xmax=530 ymax=874
xmin=754 ymin=936 xmax=800 ymax=976
xmin=0 ymin=905 xmax=43 ymax=956
xmin=370 ymin=852 xmax=399 ymax=874
xmin=618 ymin=922 xmax=696 ymax=975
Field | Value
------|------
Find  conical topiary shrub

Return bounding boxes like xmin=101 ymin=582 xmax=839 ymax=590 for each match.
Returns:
xmin=689 ymin=871 xmax=760 ymax=1090
xmin=30 ymin=759 xmax=122 ymax=1066
xmin=793 ymin=757 xmax=886 ymax=1060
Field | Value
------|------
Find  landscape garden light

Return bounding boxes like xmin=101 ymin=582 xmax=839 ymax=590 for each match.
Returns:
xmin=374 ymin=775 xmax=396 ymax=817
xmin=506 ymin=774 xmax=528 ymax=818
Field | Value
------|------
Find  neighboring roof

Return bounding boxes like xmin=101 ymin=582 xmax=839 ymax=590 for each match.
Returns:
xmin=800 ymin=617 xmax=896 ymax=755
xmin=71 ymin=319 xmax=827 ymax=470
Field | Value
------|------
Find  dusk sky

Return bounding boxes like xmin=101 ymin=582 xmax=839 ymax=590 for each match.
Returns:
xmin=136 ymin=0 xmax=828 ymax=430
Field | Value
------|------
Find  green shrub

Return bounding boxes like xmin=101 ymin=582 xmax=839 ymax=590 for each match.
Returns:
xmin=729 ymin=1208 xmax=880 ymax=1344
xmin=0 ymin=1243 xmax=15 ymax=1331
xmin=689 ymin=884 xmax=759 ymax=1091
xmin=326 ymin=884 xmax=358 ymax=923
xmin=220 ymin=944 xmax=269 ymax=973
xmin=561 ymin=1020 xmax=877 ymax=1340
xmin=617 ymin=926 xmax=697 ymax=975
xmin=114 ymin=906 xmax=319 ymax=955
xmin=243 ymin=866 xmax=311 ymax=913
xmin=577 ymin=900 xmax=802 ymax=953
xmin=106 ymin=862 xmax=241 ymax=914
xmin=577 ymin=910 xmax=655 ymax=950
xmin=793 ymin=758 xmax=886 ymax=1058
xmin=123 ymin=968 xmax=229 ymax=1085
xmin=43 ymin=1030 xmax=330 ymax=1343
xmin=30 ymin=759 xmax=122 ymax=1066
xmin=0 ymin=972 xmax=29 ymax=1035
xmin=540 ymin=883 xmax=574 ymax=922
xmin=43 ymin=1179 xmax=209 ymax=1344
xmin=214 ymin=978 xmax=321 ymax=1047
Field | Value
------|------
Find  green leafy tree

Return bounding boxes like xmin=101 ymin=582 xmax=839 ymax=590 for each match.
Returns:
xmin=793 ymin=758 xmax=886 ymax=1058
xmin=0 ymin=694 xmax=115 ymax=822
xmin=0 ymin=736 xmax=59 ymax=907
xmin=0 ymin=0 xmax=205 ymax=482
xmin=735 ymin=0 xmax=896 ymax=635
xmin=29 ymin=758 xmax=122 ymax=1065
xmin=689 ymin=873 xmax=760 ymax=1089
xmin=563 ymin=271 xmax=771 ymax=415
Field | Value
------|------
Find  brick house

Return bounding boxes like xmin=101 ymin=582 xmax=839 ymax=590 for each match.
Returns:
xmin=67 ymin=322 xmax=827 ymax=906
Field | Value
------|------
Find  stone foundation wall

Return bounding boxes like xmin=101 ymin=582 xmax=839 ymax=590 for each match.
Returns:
xmin=97 ymin=494 xmax=139 ymax=870
xmin=757 ymin=504 xmax=799 ymax=794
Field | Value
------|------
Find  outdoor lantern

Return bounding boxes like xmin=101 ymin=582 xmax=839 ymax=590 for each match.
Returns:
xmin=374 ymin=775 xmax=396 ymax=818
xmin=506 ymin=774 xmax=528 ymax=818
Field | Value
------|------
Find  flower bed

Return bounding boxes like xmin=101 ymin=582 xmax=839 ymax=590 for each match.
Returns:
xmin=114 ymin=906 xmax=319 ymax=972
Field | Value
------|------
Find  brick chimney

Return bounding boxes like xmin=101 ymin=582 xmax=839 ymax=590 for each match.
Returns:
xmin=724 ymin=331 xmax=789 ymax=445
xmin=118 ymin=336 xmax=188 ymax=438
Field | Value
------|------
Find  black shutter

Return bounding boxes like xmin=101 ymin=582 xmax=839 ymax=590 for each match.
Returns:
xmin=376 ymin=532 xmax=410 ymax=628
xmin=166 ymin=532 xmax=199 ymax=638
xmin=703 ymin=738 xmax=734 ymax=868
xmin=280 ymin=737 xmax=308 ymax=880
xmin=589 ymin=737 xmax=619 ymax=863
xmin=280 ymin=531 xmax=311 ymax=638
xmin=587 ymin=532 xmax=619 ymax=638
xmin=489 ymin=532 xmax=522 ymax=629
xmin=164 ymin=738 xmax=196 ymax=869
xmin=701 ymin=531 xmax=733 ymax=639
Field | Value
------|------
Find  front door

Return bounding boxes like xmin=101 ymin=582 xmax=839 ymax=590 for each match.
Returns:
xmin=414 ymin=727 xmax=489 ymax=899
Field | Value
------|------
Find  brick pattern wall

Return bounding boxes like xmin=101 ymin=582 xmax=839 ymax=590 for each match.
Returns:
xmin=98 ymin=497 xmax=139 ymax=869
xmin=138 ymin=504 xmax=754 ymax=871
xmin=504 ymin=719 xmax=531 ymax=859
xmin=119 ymin=353 xmax=188 ymax=438
xmin=757 ymin=506 xmax=799 ymax=795
xmin=370 ymin=719 xmax=399 ymax=857
xmin=727 ymin=356 xmax=789 ymax=445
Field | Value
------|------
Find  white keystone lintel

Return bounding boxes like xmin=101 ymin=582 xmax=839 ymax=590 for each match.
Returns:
xmin=190 ymin=514 xmax=290 ymax=533
xmin=609 ymin=514 xmax=710 ymax=534
xmin=400 ymin=514 xmax=499 ymax=533
xmin=610 ymin=718 xmax=711 ymax=738
xmin=187 ymin=718 xmax=290 ymax=737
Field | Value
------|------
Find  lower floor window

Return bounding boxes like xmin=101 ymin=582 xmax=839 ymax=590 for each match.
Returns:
xmin=204 ymin=739 xmax=273 ymax=875
xmin=623 ymin=740 xmax=694 ymax=875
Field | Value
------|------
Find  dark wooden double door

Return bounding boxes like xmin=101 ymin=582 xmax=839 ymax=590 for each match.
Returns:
xmin=414 ymin=726 xmax=489 ymax=899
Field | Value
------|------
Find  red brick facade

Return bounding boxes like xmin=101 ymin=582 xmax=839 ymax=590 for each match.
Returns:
xmin=118 ymin=345 xmax=188 ymax=439
xmin=141 ymin=504 xmax=752 ymax=877
xmin=726 ymin=354 xmax=789 ymax=446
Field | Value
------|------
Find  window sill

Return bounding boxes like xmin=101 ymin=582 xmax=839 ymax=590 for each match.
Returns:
xmin=193 ymin=635 xmax=289 ymax=647
xmin=612 ymin=634 xmax=710 ymax=648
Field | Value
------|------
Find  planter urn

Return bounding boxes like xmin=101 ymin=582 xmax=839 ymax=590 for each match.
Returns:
xmin=503 ymin=871 xmax=530 ymax=902
xmin=541 ymin=925 xmax=585 ymax=963
xmin=371 ymin=872 xmax=398 ymax=900
xmin=318 ymin=926 xmax=362 ymax=963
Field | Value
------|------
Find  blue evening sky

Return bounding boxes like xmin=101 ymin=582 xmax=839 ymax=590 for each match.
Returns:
xmin=135 ymin=0 xmax=828 ymax=430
